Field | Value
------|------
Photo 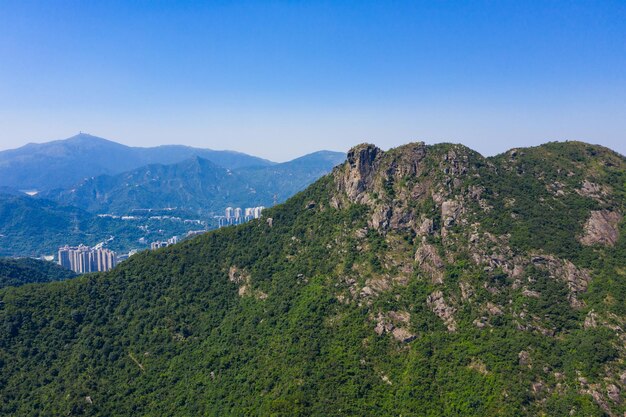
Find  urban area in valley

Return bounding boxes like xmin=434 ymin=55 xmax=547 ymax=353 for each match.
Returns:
xmin=56 ymin=206 xmax=264 ymax=274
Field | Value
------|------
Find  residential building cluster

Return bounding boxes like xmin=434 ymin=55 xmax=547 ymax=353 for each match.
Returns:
xmin=185 ymin=230 xmax=208 ymax=237
xmin=150 ymin=236 xmax=179 ymax=250
xmin=220 ymin=206 xmax=264 ymax=226
xmin=58 ymin=245 xmax=117 ymax=274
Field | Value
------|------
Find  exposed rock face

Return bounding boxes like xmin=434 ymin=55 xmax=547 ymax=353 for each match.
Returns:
xmin=427 ymin=290 xmax=457 ymax=332
xmin=228 ymin=266 xmax=248 ymax=284
xmin=334 ymin=142 xmax=480 ymax=233
xmin=392 ymin=327 xmax=417 ymax=343
xmin=577 ymin=180 xmax=610 ymax=202
xmin=417 ymin=217 xmax=434 ymax=236
xmin=336 ymin=143 xmax=382 ymax=204
xmin=518 ymin=350 xmax=532 ymax=368
xmin=441 ymin=200 xmax=462 ymax=227
xmin=370 ymin=205 xmax=392 ymax=230
xmin=579 ymin=210 xmax=622 ymax=246
xmin=584 ymin=311 xmax=598 ymax=329
xmin=459 ymin=281 xmax=474 ymax=300
xmin=530 ymin=255 xmax=591 ymax=308
xmin=485 ymin=302 xmax=503 ymax=316
xmin=415 ymin=241 xmax=445 ymax=284
xmin=373 ymin=311 xmax=415 ymax=342
xmin=606 ymin=384 xmax=621 ymax=404
xmin=329 ymin=141 xmax=626 ymax=414
xmin=228 ymin=266 xmax=267 ymax=300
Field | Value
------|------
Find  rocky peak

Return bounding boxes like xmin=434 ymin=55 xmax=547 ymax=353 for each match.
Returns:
xmin=338 ymin=143 xmax=382 ymax=203
xmin=334 ymin=141 xmax=482 ymax=233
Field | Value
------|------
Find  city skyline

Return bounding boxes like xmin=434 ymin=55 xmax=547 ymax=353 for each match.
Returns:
xmin=1 ymin=2 xmax=625 ymax=160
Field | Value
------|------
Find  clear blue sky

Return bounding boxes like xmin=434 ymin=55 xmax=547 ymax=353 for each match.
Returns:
xmin=0 ymin=1 xmax=625 ymax=160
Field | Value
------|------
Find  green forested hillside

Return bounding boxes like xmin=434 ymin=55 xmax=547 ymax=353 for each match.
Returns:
xmin=0 ymin=258 xmax=76 ymax=289
xmin=44 ymin=151 xmax=345 ymax=215
xmin=0 ymin=141 xmax=625 ymax=416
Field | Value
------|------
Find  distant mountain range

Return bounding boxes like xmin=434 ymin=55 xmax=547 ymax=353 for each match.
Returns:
xmin=42 ymin=151 xmax=345 ymax=215
xmin=44 ymin=150 xmax=346 ymax=215
xmin=0 ymin=133 xmax=275 ymax=190
xmin=0 ymin=134 xmax=345 ymax=256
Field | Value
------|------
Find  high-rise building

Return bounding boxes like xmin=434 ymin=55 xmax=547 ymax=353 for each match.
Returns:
xmin=58 ymin=245 xmax=117 ymax=274
xmin=150 ymin=236 xmax=178 ymax=250
xmin=253 ymin=206 xmax=264 ymax=219
xmin=218 ymin=206 xmax=265 ymax=228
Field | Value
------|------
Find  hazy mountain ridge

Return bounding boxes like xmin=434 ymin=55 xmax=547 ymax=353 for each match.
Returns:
xmin=0 ymin=134 xmax=275 ymax=190
xmin=44 ymin=150 xmax=346 ymax=215
xmin=1 ymin=140 xmax=625 ymax=416
xmin=0 ymin=136 xmax=344 ymax=257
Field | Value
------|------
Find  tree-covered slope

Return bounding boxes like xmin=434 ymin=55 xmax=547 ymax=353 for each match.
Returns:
xmin=237 ymin=150 xmax=347 ymax=203
xmin=44 ymin=156 xmax=241 ymax=215
xmin=44 ymin=151 xmax=345 ymax=215
xmin=0 ymin=141 xmax=625 ymax=416
xmin=0 ymin=258 xmax=76 ymax=289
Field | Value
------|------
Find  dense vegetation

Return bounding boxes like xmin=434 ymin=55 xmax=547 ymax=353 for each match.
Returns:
xmin=0 ymin=141 xmax=624 ymax=416
xmin=0 ymin=257 xmax=76 ymax=289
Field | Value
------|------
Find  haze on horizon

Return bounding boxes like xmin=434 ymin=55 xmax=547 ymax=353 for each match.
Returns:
xmin=1 ymin=1 xmax=625 ymax=161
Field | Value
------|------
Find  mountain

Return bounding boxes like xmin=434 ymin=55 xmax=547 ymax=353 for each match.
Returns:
xmin=0 ymin=186 xmax=20 ymax=196
xmin=1 ymin=141 xmax=625 ymax=416
xmin=44 ymin=151 xmax=346 ymax=215
xmin=238 ymin=150 xmax=348 ymax=202
xmin=0 ymin=150 xmax=344 ymax=256
xmin=44 ymin=157 xmax=240 ymax=215
xmin=0 ymin=133 xmax=274 ymax=190
xmin=0 ymin=258 xmax=76 ymax=289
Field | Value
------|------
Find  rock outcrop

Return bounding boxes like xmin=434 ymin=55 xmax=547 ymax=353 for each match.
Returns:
xmin=427 ymin=290 xmax=457 ymax=332
xmin=415 ymin=241 xmax=445 ymax=284
xmin=579 ymin=210 xmax=622 ymax=246
xmin=336 ymin=143 xmax=382 ymax=204
xmin=373 ymin=310 xmax=416 ymax=343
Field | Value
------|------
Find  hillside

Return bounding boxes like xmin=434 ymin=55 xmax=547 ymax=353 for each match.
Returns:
xmin=0 ymin=258 xmax=76 ymax=289
xmin=0 ymin=133 xmax=274 ymax=190
xmin=0 ymin=141 xmax=625 ymax=416
xmin=0 ymin=194 xmax=207 ymax=257
xmin=44 ymin=151 xmax=346 ymax=215
xmin=44 ymin=157 xmax=240 ymax=215
xmin=238 ymin=150 xmax=348 ymax=203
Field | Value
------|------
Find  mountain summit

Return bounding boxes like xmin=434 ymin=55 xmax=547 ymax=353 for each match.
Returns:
xmin=1 ymin=140 xmax=625 ymax=416
xmin=0 ymin=134 xmax=274 ymax=190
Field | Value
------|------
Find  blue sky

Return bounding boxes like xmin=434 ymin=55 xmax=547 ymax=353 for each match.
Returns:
xmin=0 ymin=1 xmax=625 ymax=160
